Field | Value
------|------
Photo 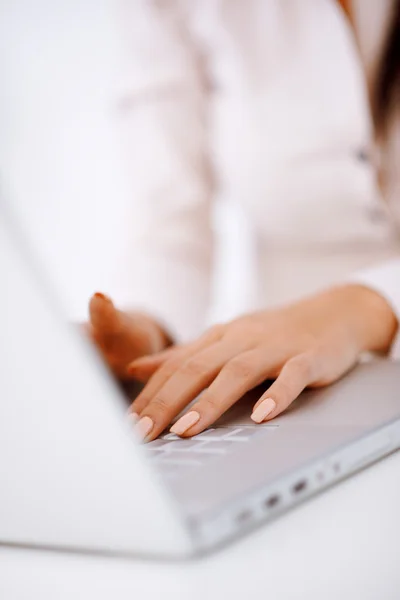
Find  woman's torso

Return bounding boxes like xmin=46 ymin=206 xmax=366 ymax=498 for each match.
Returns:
xmin=185 ymin=0 xmax=400 ymax=307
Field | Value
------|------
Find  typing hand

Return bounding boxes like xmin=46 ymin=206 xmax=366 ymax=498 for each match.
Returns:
xmin=126 ymin=285 xmax=397 ymax=441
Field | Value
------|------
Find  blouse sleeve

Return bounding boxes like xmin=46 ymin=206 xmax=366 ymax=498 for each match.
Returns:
xmin=113 ymin=0 xmax=214 ymax=342
xmin=349 ymin=258 xmax=400 ymax=358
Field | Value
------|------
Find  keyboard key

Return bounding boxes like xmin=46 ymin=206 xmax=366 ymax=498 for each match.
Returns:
xmin=161 ymin=433 xmax=181 ymax=441
xmin=163 ymin=438 xmax=199 ymax=452
xmin=192 ymin=441 xmax=232 ymax=454
xmin=147 ymin=424 xmax=277 ymax=474
xmin=167 ymin=450 xmax=208 ymax=461
xmin=147 ymin=439 xmax=172 ymax=448
xmin=192 ymin=429 xmax=228 ymax=441
xmin=225 ymin=427 xmax=261 ymax=441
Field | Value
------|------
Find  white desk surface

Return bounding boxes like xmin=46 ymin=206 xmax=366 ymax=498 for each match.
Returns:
xmin=1 ymin=452 xmax=400 ymax=600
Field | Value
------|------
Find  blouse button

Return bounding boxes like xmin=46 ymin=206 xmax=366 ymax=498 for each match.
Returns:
xmin=356 ymin=148 xmax=369 ymax=163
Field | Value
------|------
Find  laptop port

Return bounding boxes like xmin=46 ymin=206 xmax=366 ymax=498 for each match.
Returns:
xmin=292 ymin=479 xmax=307 ymax=494
xmin=265 ymin=494 xmax=281 ymax=509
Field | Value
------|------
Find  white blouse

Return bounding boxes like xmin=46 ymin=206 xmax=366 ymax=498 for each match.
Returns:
xmin=114 ymin=0 xmax=400 ymax=355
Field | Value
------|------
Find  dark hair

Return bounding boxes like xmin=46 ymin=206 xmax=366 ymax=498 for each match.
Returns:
xmin=373 ymin=0 xmax=400 ymax=135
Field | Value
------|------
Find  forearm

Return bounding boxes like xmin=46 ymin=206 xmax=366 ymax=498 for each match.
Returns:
xmin=116 ymin=0 xmax=213 ymax=344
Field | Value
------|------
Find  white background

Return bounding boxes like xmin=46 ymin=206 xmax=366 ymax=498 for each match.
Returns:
xmin=1 ymin=4 xmax=400 ymax=598
xmin=0 ymin=0 xmax=253 ymax=323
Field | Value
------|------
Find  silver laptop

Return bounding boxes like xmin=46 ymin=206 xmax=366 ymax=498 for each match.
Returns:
xmin=1 ymin=198 xmax=400 ymax=559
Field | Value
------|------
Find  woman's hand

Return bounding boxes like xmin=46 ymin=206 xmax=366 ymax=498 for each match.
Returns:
xmin=127 ymin=285 xmax=398 ymax=441
xmin=84 ymin=292 xmax=171 ymax=380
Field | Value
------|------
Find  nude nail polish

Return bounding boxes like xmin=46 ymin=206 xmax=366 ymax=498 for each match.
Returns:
xmin=170 ymin=411 xmax=200 ymax=436
xmin=251 ymin=398 xmax=276 ymax=423
xmin=134 ymin=416 xmax=154 ymax=440
xmin=127 ymin=412 xmax=139 ymax=426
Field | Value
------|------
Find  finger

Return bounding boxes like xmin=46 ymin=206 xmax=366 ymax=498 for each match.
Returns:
xmin=88 ymin=293 xmax=148 ymax=379
xmin=133 ymin=341 xmax=242 ymax=441
xmin=169 ymin=347 xmax=283 ymax=437
xmin=250 ymin=352 xmax=317 ymax=423
xmin=128 ymin=325 xmax=225 ymax=418
xmin=126 ymin=345 xmax=186 ymax=380
xmin=89 ymin=292 xmax=123 ymax=344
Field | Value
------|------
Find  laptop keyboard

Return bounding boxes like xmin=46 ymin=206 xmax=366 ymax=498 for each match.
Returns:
xmin=147 ymin=425 xmax=278 ymax=479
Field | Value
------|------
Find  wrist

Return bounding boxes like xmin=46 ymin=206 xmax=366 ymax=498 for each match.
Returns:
xmin=343 ymin=284 xmax=398 ymax=353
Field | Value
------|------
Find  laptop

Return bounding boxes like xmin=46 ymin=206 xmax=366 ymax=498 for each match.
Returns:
xmin=1 ymin=197 xmax=400 ymax=559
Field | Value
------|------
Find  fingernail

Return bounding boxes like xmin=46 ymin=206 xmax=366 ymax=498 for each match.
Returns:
xmin=127 ymin=361 xmax=146 ymax=374
xmin=93 ymin=292 xmax=111 ymax=303
xmin=251 ymin=398 xmax=276 ymax=423
xmin=134 ymin=416 xmax=154 ymax=441
xmin=127 ymin=412 xmax=139 ymax=426
xmin=170 ymin=411 xmax=200 ymax=436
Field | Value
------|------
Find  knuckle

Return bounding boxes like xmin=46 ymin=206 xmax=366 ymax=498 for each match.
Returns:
xmin=275 ymin=378 xmax=292 ymax=402
xmin=206 ymin=324 xmax=225 ymax=340
xmin=198 ymin=395 xmax=218 ymax=412
xmin=180 ymin=357 xmax=209 ymax=377
xmin=160 ymin=357 xmax=182 ymax=378
xmin=225 ymin=356 xmax=254 ymax=380
xmin=149 ymin=396 xmax=171 ymax=416
xmin=287 ymin=354 xmax=313 ymax=381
